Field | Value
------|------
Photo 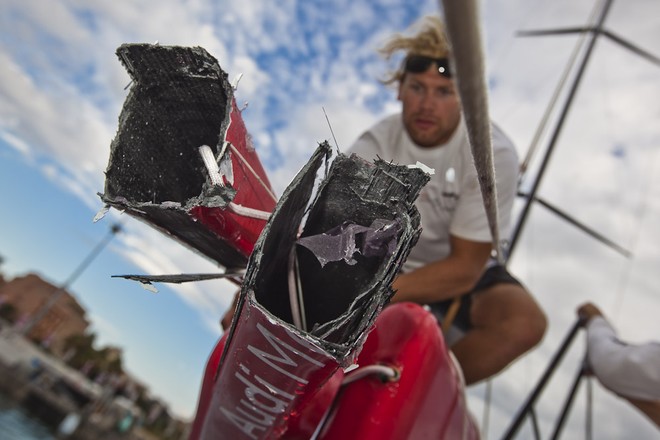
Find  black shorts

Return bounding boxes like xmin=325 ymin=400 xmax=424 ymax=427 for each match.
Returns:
xmin=427 ymin=265 xmax=522 ymax=332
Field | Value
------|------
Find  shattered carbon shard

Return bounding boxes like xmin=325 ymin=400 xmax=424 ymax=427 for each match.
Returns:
xmin=101 ymin=44 xmax=275 ymax=269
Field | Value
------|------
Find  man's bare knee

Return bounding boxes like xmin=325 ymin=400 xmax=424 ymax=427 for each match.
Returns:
xmin=508 ymin=311 xmax=547 ymax=352
xmin=507 ymin=306 xmax=546 ymax=362
xmin=472 ymin=283 xmax=547 ymax=353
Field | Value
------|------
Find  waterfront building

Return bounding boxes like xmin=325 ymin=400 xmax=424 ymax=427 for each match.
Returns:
xmin=0 ymin=274 xmax=89 ymax=357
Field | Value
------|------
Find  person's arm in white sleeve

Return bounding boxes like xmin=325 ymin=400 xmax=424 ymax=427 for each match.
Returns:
xmin=586 ymin=316 xmax=660 ymax=402
xmin=578 ymin=302 xmax=660 ymax=428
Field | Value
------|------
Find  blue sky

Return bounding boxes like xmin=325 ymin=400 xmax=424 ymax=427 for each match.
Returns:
xmin=1 ymin=0 xmax=660 ymax=437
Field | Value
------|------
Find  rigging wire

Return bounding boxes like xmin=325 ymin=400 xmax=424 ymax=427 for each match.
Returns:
xmin=518 ymin=2 xmax=600 ymax=182
xmin=322 ymin=107 xmax=341 ymax=153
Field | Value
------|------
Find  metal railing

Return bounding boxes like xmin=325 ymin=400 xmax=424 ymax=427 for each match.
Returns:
xmin=501 ymin=318 xmax=593 ymax=440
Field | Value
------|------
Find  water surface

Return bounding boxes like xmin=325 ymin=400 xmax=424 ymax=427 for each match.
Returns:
xmin=0 ymin=390 xmax=55 ymax=440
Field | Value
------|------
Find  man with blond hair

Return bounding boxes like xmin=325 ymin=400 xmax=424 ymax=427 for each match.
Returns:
xmin=349 ymin=16 xmax=547 ymax=385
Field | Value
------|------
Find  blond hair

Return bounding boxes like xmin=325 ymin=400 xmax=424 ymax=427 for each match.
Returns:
xmin=379 ymin=16 xmax=451 ymax=85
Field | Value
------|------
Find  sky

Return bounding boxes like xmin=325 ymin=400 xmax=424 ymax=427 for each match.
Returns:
xmin=1 ymin=0 xmax=659 ymax=437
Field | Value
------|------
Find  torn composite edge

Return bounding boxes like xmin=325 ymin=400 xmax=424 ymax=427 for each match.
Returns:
xmin=222 ymin=141 xmax=429 ymax=365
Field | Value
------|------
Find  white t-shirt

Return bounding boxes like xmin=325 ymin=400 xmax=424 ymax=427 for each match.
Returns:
xmin=348 ymin=113 xmax=519 ymax=273
xmin=586 ymin=316 xmax=660 ymax=401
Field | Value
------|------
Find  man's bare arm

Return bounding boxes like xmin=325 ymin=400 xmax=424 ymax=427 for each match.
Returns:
xmin=391 ymin=235 xmax=491 ymax=304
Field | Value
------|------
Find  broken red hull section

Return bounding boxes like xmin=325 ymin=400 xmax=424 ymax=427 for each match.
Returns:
xmin=190 ymin=302 xmax=478 ymax=439
xmin=189 ymin=145 xmax=479 ymax=439
xmin=103 ymin=44 xmax=276 ymax=269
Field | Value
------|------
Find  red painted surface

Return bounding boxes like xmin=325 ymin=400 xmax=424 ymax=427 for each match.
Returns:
xmin=188 ymin=335 xmax=225 ymax=440
xmin=318 ymin=303 xmax=479 ymax=439
xmin=190 ymin=303 xmax=480 ymax=439
xmin=194 ymin=297 xmax=341 ymax=439
xmin=189 ymin=99 xmax=276 ymax=258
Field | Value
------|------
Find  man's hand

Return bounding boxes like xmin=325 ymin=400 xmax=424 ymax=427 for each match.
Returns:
xmin=577 ymin=302 xmax=603 ymax=324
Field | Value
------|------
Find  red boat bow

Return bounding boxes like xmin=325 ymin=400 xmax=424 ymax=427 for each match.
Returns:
xmin=101 ymin=43 xmax=480 ymax=440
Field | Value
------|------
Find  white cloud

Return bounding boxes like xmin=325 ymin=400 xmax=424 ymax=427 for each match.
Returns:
xmin=0 ymin=130 xmax=31 ymax=156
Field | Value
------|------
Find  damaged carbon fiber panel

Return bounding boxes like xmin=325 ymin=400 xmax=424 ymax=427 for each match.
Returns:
xmin=101 ymin=44 xmax=276 ymax=269
xmin=204 ymin=142 xmax=430 ymax=439
xmin=237 ymin=141 xmax=430 ymax=360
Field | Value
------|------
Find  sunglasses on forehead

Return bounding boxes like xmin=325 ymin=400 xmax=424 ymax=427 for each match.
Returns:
xmin=404 ymin=55 xmax=452 ymax=78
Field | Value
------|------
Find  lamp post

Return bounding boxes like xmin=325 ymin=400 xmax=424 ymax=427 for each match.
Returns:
xmin=20 ymin=223 xmax=122 ymax=337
